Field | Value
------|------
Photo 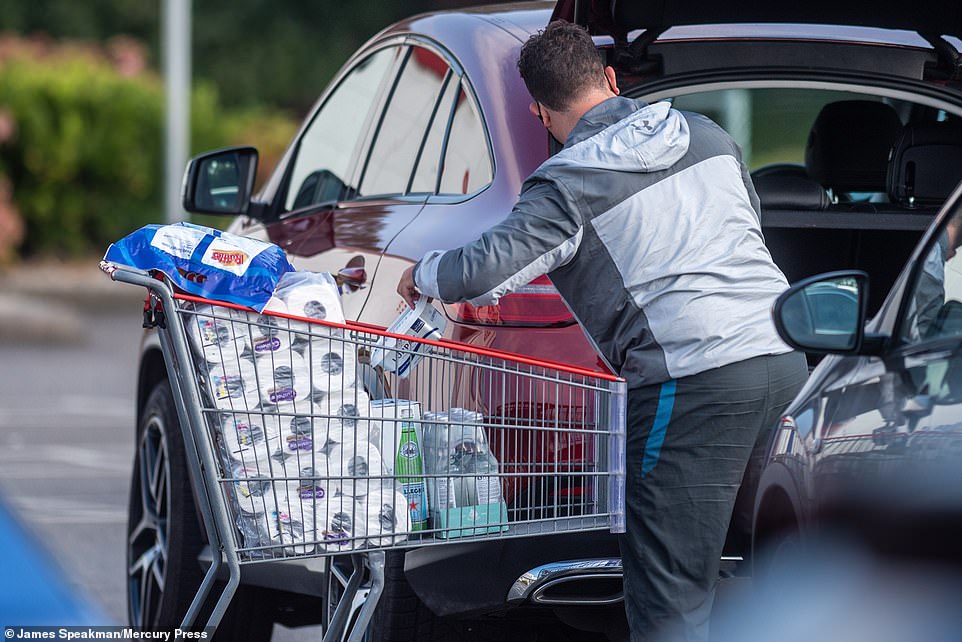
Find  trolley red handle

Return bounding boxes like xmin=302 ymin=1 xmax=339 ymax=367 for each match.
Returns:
xmin=173 ymin=292 xmax=623 ymax=383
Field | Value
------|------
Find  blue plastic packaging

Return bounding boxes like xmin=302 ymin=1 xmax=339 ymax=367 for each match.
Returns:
xmin=104 ymin=222 xmax=295 ymax=311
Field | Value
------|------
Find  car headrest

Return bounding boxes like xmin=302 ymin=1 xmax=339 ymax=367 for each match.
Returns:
xmin=887 ymin=121 xmax=962 ymax=207
xmin=805 ymin=101 xmax=903 ymax=193
xmin=753 ymin=174 xmax=832 ymax=211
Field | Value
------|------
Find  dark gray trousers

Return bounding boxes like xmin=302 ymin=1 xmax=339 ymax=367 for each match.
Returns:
xmin=619 ymin=351 xmax=808 ymax=642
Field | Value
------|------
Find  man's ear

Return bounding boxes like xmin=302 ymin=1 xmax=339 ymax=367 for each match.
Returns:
xmin=604 ymin=66 xmax=620 ymax=96
xmin=530 ymin=101 xmax=553 ymax=128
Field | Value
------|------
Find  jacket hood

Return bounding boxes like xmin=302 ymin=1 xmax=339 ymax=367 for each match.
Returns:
xmin=549 ymin=100 xmax=690 ymax=174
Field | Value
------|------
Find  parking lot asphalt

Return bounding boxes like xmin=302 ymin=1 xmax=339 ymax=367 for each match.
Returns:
xmin=0 ymin=259 xmax=141 ymax=344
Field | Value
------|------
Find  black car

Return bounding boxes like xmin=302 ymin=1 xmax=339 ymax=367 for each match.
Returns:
xmin=754 ymin=179 xmax=962 ymax=572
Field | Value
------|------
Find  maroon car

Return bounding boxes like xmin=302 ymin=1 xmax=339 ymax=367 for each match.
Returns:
xmin=132 ymin=0 xmax=962 ymax=639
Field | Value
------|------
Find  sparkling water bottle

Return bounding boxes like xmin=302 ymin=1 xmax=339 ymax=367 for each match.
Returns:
xmin=395 ymin=416 xmax=428 ymax=531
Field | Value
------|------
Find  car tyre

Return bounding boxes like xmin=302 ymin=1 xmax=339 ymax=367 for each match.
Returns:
xmin=126 ymin=380 xmax=276 ymax=640
xmin=366 ymin=551 xmax=460 ymax=642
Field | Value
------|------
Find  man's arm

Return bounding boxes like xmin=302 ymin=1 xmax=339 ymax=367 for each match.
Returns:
xmin=397 ymin=179 xmax=582 ymax=308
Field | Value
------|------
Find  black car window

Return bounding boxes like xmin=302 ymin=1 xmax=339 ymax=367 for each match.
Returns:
xmin=900 ymin=208 xmax=962 ymax=344
xmin=358 ymin=46 xmax=449 ymax=198
xmin=284 ymin=46 xmax=398 ymax=212
xmin=438 ymin=82 xmax=493 ymax=196
xmin=409 ymin=70 xmax=460 ymax=194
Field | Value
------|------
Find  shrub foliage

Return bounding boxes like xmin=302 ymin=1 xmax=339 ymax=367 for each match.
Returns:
xmin=0 ymin=37 xmax=297 ymax=258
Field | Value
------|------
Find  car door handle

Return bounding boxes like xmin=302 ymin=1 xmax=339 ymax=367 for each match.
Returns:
xmin=336 ymin=266 xmax=367 ymax=292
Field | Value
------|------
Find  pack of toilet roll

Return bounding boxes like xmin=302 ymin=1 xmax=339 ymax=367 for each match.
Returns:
xmin=216 ymin=388 xmax=413 ymax=556
xmin=186 ymin=269 xmax=363 ymax=417
xmin=177 ymin=268 xmax=426 ymax=556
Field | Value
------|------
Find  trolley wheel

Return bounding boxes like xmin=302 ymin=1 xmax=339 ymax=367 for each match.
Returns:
xmin=126 ymin=379 xmax=275 ymax=639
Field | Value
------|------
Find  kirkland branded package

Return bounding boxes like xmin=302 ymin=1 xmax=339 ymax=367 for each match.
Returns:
xmin=103 ymin=222 xmax=295 ymax=311
xmin=369 ymin=298 xmax=446 ymax=378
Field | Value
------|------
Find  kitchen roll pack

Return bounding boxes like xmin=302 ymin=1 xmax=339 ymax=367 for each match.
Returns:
xmin=272 ymin=271 xmax=345 ymax=330
xmin=186 ymin=304 xmax=248 ymax=363
xmin=360 ymin=488 xmax=411 ymax=547
xmin=255 ymin=352 xmax=311 ymax=406
xmin=104 ymin=222 xmax=294 ymax=311
xmin=207 ymin=357 xmax=260 ymax=411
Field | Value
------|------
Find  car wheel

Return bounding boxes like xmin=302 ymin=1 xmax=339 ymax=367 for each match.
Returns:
xmin=127 ymin=380 xmax=276 ymax=639
xmin=366 ymin=551 xmax=457 ymax=642
xmin=753 ymin=527 xmax=803 ymax=591
xmin=323 ymin=551 xmax=460 ymax=642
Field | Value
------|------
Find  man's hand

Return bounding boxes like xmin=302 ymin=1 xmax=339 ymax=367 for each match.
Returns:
xmin=397 ymin=265 xmax=420 ymax=309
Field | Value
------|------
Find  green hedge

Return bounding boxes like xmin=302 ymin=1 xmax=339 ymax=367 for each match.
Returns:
xmin=0 ymin=44 xmax=297 ymax=258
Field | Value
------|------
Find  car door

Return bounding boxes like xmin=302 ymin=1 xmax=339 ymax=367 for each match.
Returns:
xmin=809 ymin=186 xmax=962 ymax=502
xmin=252 ymin=41 xmax=456 ymax=322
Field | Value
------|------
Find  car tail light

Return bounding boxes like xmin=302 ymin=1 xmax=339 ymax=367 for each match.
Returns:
xmin=446 ymin=275 xmax=575 ymax=327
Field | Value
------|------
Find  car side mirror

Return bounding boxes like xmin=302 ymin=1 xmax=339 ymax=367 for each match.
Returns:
xmin=182 ymin=146 xmax=258 ymax=216
xmin=773 ymin=270 xmax=874 ymax=355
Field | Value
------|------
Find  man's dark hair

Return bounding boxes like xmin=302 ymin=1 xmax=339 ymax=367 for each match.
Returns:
xmin=517 ymin=21 xmax=606 ymax=112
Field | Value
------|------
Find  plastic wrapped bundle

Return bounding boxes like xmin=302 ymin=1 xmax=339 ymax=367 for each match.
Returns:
xmin=254 ymin=352 xmax=311 ymax=407
xmin=248 ymin=310 xmax=294 ymax=357
xmin=266 ymin=499 xmax=316 ymax=556
xmin=316 ymin=496 xmax=365 ymax=553
xmin=206 ymin=357 xmax=260 ymax=411
xmin=185 ymin=304 xmax=248 ymax=364
xmin=273 ymin=271 xmax=346 ymax=333
xmin=283 ymin=459 xmax=332 ymax=502
xmin=359 ymin=488 xmax=411 ymax=547
xmin=274 ymin=411 xmax=327 ymax=453
xmin=218 ymin=413 xmax=283 ymax=461
xmin=314 ymin=388 xmax=375 ymax=452
xmin=328 ymin=443 xmax=384 ymax=498
xmin=304 ymin=338 xmax=358 ymax=392
xmin=230 ymin=464 xmax=280 ymax=516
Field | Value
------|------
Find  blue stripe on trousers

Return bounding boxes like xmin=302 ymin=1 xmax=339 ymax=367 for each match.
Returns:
xmin=642 ymin=379 xmax=676 ymax=477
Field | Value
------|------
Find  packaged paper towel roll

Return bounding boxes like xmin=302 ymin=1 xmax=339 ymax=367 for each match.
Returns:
xmin=207 ymin=358 xmax=260 ymax=411
xmin=219 ymin=412 xmax=283 ymax=461
xmin=305 ymin=338 xmax=358 ymax=392
xmin=277 ymin=411 xmax=328 ymax=453
xmin=255 ymin=352 xmax=311 ymax=406
xmin=284 ymin=275 xmax=345 ymax=326
xmin=267 ymin=499 xmax=315 ymax=555
xmin=317 ymin=496 xmax=364 ymax=553
xmin=315 ymin=389 xmax=374 ymax=452
xmin=326 ymin=418 xmax=372 ymax=454
xmin=284 ymin=458 xmax=332 ymax=502
xmin=186 ymin=304 xmax=248 ymax=363
xmin=329 ymin=443 xmax=383 ymax=498
xmin=248 ymin=310 xmax=294 ymax=358
xmin=231 ymin=464 xmax=279 ymax=515
xmin=361 ymin=488 xmax=410 ymax=547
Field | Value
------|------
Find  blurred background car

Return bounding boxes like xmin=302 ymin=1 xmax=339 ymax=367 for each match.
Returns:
xmin=0 ymin=491 xmax=107 ymax=627
xmin=753 ymin=183 xmax=962 ymax=581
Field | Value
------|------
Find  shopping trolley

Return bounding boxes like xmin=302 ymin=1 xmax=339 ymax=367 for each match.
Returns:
xmin=101 ymin=261 xmax=626 ymax=641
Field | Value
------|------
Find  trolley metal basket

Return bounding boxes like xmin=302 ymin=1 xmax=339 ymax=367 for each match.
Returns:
xmin=102 ymin=261 xmax=626 ymax=641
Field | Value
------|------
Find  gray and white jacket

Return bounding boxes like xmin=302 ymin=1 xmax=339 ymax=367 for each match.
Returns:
xmin=414 ymin=96 xmax=791 ymax=388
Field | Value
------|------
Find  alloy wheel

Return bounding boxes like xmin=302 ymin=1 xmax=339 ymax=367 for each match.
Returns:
xmin=127 ymin=413 xmax=171 ymax=628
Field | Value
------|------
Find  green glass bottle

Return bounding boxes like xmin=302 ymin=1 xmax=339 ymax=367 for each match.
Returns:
xmin=395 ymin=413 xmax=429 ymax=532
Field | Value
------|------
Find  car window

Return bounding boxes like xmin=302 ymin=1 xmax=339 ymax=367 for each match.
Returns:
xmin=670 ymin=89 xmax=903 ymax=173
xmin=438 ymin=82 xmax=493 ymax=196
xmin=358 ymin=46 xmax=449 ymax=198
xmin=900 ymin=208 xmax=962 ymax=343
xmin=284 ymin=47 xmax=399 ymax=212
xmin=410 ymin=71 xmax=460 ymax=194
